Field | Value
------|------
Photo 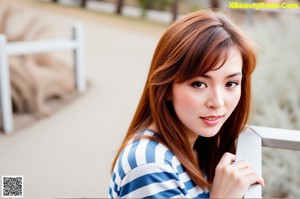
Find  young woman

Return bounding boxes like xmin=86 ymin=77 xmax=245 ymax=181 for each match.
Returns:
xmin=109 ymin=9 xmax=264 ymax=198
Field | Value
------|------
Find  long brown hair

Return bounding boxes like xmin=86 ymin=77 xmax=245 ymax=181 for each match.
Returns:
xmin=111 ymin=10 xmax=256 ymax=190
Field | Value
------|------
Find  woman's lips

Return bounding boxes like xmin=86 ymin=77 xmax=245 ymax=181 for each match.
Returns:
xmin=200 ymin=115 xmax=224 ymax=126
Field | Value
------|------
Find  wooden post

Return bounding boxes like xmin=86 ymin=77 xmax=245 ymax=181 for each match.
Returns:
xmin=210 ymin=0 xmax=219 ymax=9
xmin=171 ymin=0 xmax=179 ymax=22
xmin=81 ymin=0 xmax=87 ymax=8
xmin=116 ymin=0 xmax=124 ymax=15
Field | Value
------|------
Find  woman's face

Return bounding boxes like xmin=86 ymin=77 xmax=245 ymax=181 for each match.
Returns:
xmin=170 ymin=47 xmax=243 ymax=143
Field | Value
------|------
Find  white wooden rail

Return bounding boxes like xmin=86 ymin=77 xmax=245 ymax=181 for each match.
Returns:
xmin=236 ymin=126 xmax=300 ymax=198
xmin=0 ymin=23 xmax=85 ymax=134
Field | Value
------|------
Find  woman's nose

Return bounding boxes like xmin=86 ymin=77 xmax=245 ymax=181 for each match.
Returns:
xmin=206 ymin=88 xmax=225 ymax=109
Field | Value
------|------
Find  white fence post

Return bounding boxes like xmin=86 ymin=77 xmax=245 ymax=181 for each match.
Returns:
xmin=0 ymin=23 xmax=85 ymax=133
xmin=236 ymin=126 xmax=300 ymax=198
xmin=236 ymin=127 xmax=262 ymax=198
xmin=72 ymin=23 xmax=86 ymax=93
xmin=0 ymin=35 xmax=13 ymax=133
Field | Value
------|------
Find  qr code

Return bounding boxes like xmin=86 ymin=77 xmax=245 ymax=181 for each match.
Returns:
xmin=2 ymin=176 xmax=23 ymax=197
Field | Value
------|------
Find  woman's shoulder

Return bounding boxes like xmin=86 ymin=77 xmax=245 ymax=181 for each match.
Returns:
xmin=110 ymin=129 xmax=186 ymax=198
xmin=110 ymin=130 xmax=209 ymax=198
xmin=114 ymin=129 xmax=179 ymax=179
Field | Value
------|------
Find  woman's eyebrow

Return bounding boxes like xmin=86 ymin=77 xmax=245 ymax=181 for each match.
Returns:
xmin=202 ymin=72 xmax=242 ymax=79
xmin=226 ymin=72 xmax=242 ymax=78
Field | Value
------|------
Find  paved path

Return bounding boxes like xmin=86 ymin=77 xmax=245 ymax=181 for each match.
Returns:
xmin=0 ymin=0 xmax=165 ymax=198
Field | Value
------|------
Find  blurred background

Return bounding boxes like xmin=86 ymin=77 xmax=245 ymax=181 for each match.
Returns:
xmin=0 ymin=0 xmax=299 ymax=198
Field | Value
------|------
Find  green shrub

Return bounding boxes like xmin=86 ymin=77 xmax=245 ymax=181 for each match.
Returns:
xmin=136 ymin=0 xmax=171 ymax=17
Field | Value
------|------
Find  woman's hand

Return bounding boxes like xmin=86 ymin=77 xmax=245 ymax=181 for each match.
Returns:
xmin=210 ymin=152 xmax=265 ymax=198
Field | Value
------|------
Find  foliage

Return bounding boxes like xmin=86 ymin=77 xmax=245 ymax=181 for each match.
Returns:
xmin=136 ymin=0 xmax=171 ymax=17
xmin=190 ymin=3 xmax=202 ymax=12
xmin=136 ymin=0 xmax=171 ymax=10
xmin=241 ymin=13 xmax=300 ymax=198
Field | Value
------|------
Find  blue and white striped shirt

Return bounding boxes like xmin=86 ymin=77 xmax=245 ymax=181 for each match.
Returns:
xmin=109 ymin=129 xmax=209 ymax=198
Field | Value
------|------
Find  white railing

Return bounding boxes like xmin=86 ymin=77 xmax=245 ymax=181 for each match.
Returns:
xmin=0 ymin=23 xmax=85 ymax=134
xmin=236 ymin=126 xmax=300 ymax=198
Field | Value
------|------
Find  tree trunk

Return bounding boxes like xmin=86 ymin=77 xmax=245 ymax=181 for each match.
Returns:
xmin=171 ymin=0 xmax=179 ymax=22
xmin=80 ymin=0 xmax=88 ymax=8
xmin=116 ymin=0 xmax=124 ymax=15
xmin=52 ymin=0 xmax=58 ymax=2
xmin=210 ymin=0 xmax=219 ymax=9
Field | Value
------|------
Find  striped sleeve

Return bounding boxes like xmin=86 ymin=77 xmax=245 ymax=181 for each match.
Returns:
xmin=118 ymin=162 xmax=187 ymax=198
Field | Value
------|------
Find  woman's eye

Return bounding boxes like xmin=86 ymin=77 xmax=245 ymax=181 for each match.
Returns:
xmin=191 ymin=81 xmax=206 ymax=88
xmin=226 ymin=81 xmax=239 ymax=88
